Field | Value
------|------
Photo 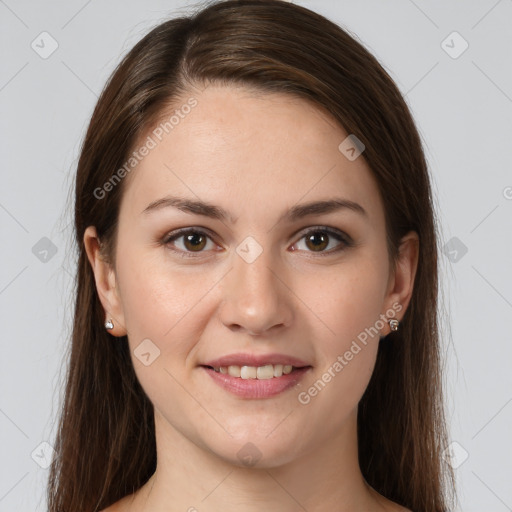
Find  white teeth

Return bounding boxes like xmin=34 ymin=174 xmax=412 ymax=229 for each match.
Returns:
xmin=212 ymin=363 xmax=299 ymax=379
xmin=227 ymin=365 xmax=241 ymax=377
xmin=240 ymin=366 xmax=259 ymax=379
xmin=273 ymin=364 xmax=283 ymax=377
xmin=256 ymin=364 xmax=274 ymax=380
xmin=240 ymin=366 xmax=257 ymax=379
xmin=283 ymin=365 xmax=293 ymax=375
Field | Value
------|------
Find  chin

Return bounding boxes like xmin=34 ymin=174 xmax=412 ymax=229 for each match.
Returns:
xmin=201 ymin=422 xmax=307 ymax=469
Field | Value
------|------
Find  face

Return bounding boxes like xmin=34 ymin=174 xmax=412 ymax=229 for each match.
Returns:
xmin=87 ymin=84 xmax=416 ymax=467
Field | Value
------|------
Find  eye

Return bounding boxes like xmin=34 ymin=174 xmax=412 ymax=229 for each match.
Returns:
xmin=163 ymin=228 xmax=218 ymax=258
xmin=162 ymin=226 xmax=352 ymax=258
xmin=291 ymin=227 xmax=352 ymax=256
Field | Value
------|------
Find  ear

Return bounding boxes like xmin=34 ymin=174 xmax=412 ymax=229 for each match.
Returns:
xmin=83 ymin=226 xmax=127 ymax=337
xmin=381 ymin=230 xmax=419 ymax=336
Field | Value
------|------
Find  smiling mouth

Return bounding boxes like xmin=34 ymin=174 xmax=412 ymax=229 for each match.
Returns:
xmin=202 ymin=364 xmax=309 ymax=379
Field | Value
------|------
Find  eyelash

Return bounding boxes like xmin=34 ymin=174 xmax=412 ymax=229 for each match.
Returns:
xmin=161 ymin=226 xmax=353 ymax=259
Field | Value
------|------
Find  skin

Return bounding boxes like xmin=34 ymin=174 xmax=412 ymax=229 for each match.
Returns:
xmin=85 ymin=84 xmax=417 ymax=512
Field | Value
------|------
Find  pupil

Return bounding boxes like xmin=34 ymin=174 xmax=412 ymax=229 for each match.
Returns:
xmin=307 ymin=232 xmax=328 ymax=251
xmin=186 ymin=233 xmax=205 ymax=251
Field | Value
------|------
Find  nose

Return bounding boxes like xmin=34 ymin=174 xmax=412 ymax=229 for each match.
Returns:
xmin=218 ymin=247 xmax=294 ymax=336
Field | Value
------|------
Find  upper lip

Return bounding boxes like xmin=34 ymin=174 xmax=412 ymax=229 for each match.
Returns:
xmin=202 ymin=353 xmax=311 ymax=368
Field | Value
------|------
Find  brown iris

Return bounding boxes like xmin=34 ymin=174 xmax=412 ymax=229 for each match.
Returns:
xmin=183 ymin=232 xmax=207 ymax=252
xmin=305 ymin=231 xmax=329 ymax=252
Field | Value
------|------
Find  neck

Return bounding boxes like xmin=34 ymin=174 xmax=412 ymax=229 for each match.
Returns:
xmin=124 ymin=408 xmax=384 ymax=512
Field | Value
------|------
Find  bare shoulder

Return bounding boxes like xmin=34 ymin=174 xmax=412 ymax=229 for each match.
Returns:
xmin=99 ymin=505 xmax=115 ymax=512
xmin=99 ymin=502 xmax=119 ymax=512
xmin=378 ymin=495 xmax=412 ymax=512
xmin=367 ymin=482 xmax=412 ymax=512
xmin=389 ymin=504 xmax=412 ymax=512
xmin=99 ymin=494 xmax=133 ymax=512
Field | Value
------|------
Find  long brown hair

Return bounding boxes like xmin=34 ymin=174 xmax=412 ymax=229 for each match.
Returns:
xmin=48 ymin=1 xmax=455 ymax=510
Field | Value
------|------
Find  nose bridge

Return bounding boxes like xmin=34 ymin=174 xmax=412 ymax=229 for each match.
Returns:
xmin=220 ymin=238 xmax=291 ymax=334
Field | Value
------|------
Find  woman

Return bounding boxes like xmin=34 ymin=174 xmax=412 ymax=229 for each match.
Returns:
xmin=47 ymin=1 xmax=455 ymax=510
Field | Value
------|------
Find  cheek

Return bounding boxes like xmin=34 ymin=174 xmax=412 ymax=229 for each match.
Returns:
xmin=303 ymin=253 xmax=388 ymax=351
xmin=293 ymin=254 xmax=387 ymax=415
xmin=116 ymin=246 xmax=210 ymax=344
xmin=114 ymin=250 xmax=213 ymax=425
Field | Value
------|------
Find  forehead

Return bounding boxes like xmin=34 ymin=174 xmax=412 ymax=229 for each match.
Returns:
xmin=119 ymin=84 xmax=384 ymax=224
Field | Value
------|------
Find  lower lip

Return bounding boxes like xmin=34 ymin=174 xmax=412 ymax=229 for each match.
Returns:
xmin=201 ymin=366 xmax=311 ymax=399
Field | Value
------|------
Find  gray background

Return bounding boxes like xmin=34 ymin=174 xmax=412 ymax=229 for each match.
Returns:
xmin=1 ymin=0 xmax=511 ymax=510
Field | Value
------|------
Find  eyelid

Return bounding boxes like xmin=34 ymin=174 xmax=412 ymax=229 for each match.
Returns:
xmin=293 ymin=225 xmax=352 ymax=244
xmin=162 ymin=227 xmax=220 ymax=258
xmin=291 ymin=226 xmax=353 ymax=256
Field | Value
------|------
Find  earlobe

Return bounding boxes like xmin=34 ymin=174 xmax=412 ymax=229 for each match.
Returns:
xmin=382 ymin=231 xmax=419 ymax=335
xmin=83 ymin=226 xmax=127 ymax=337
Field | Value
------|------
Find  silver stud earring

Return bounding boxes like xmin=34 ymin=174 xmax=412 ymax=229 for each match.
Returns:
xmin=388 ymin=318 xmax=399 ymax=332
xmin=105 ymin=318 xmax=114 ymax=330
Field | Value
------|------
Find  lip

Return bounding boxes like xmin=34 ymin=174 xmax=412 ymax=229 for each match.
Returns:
xmin=202 ymin=352 xmax=311 ymax=368
xmin=202 ymin=366 xmax=312 ymax=399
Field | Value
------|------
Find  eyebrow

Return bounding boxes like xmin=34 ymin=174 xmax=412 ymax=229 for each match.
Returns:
xmin=142 ymin=195 xmax=367 ymax=223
